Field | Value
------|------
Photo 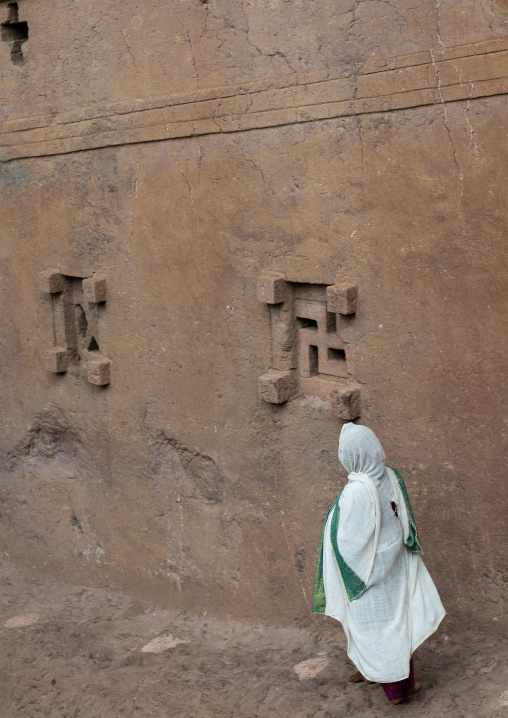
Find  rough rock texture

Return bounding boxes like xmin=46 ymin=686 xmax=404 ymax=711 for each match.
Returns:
xmin=1 ymin=0 xmax=508 ymax=640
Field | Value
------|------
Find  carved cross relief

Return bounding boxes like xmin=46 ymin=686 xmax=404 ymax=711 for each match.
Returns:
xmin=295 ymin=299 xmax=348 ymax=379
xmin=257 ymin=274 xmax=361 ymax=419
xmin=39 ymin=270 xmax=111 ymax=385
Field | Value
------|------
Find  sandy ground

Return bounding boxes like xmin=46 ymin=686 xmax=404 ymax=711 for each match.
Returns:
xmin=1 ymin=563 xmax=507 ymax=718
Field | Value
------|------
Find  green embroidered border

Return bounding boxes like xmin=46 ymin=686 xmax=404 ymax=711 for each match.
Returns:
xmin=313 ymin=467 xmax=422 ymax=614
xmin=388 ymin=466 xmax=422 ymax=554
xmin=312 ymin=502 xmax=334 ymax=614
xmin=330 ymin=497 xmax=367 ymax=601
xmin=313 ymin=489 xmax=366 ymax=613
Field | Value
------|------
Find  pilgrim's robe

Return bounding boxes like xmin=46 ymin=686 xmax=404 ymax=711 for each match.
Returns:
xmin=316 ymin=467 xmax=445 ymax=683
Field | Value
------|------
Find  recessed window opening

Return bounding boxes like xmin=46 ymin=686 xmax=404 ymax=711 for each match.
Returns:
xmin=309 ymin=345 xmax=319 ymax=375
xmin=1 ymin=3 xmax=28 ymax=66
xmin=75 ymin=304 xmax=88 ymax=340
xmin=297 ymin=317 xmax=318 ymax=330
xmin=328 ymin=347 xmax=346 ymax=362
xmin=326 ymin=311 xmax=337 ymax=333
xmin=75 ymin=304 xmax=100 ymax=352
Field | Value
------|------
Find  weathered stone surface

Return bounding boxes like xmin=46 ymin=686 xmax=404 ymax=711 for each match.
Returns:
xmin=39 ymin=270 xmax=65 ymax=294
xmin=3 ymin=20 xmax=508 ymax=160
xmin=330 ymin=386 xmax=362 ymax=421
xmin=326 ymin=284 xmax=358 ymax=316
xmin=86 ymin=358 xmax=111 ymax=386
xmin=1 ymin=0 xmax=508 ymax=637
xmin=43 ymin=347 xmax=72 ymax=373
xmin=82 ymin=276 xmax=107 ymax=303
xmin=257 ymin=273 xmax=288 ymax=304
xmin=258 ymin=371 xmax=297 ymax=404
xmin=269 ymin=297 xmax=298 ymax=371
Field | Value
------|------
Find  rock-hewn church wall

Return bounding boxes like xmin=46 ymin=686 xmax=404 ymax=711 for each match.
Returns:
xmin=1 ymin=0 xmax=508 ymax=630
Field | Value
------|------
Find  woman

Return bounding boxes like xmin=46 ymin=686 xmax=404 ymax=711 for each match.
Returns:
xmin=313 ymin=423 xmax=445 ymax=704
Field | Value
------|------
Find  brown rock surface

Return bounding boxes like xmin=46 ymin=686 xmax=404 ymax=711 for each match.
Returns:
xmin=1 ymin=0 xmax=508 ymax=647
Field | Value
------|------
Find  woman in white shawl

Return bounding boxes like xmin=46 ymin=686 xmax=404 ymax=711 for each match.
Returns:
xmin=313 ymin=423 xmax=445 ymax=704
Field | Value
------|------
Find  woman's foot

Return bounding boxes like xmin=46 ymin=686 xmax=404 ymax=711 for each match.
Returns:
xmin=349 ymin=671 xmax=374 ymax=684
xmin=407 ymin=681 xmax=421 ymax=697
xmin=389 ymin=682 xmax=421 ymax=704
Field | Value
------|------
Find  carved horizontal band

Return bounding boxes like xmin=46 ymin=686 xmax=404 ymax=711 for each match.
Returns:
xmin=2 ymin=36 xmax=508 ymax=161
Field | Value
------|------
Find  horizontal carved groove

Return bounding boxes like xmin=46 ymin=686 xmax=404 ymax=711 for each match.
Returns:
xmin=1 ymin=36 xmax=508 ymax=161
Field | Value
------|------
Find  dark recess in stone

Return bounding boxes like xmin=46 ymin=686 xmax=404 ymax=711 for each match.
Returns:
xmin=87 ymin=336 xmax=99 ymax=352
xmin=308 ymin=345 xmax=319 ymax=375
xmin=1 ymin=3 xmax=28 ymax=66
xmin=297 ymin=317 xmax=318 ymax=330
xmin=75 ymin=305 xmax=88 ymax=339
xmin=328 ymin=347 xmax=346 ymax=362
xmin=326 ymin=311 xmax=337 ymax=333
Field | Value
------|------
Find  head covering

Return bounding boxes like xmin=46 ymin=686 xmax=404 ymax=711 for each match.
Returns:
xmin=338 ymin=423 xmax=386 ymax=484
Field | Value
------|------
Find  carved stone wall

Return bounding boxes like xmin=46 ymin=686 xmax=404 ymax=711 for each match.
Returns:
xmin=1 ymin=0 xmax=508 ymax=633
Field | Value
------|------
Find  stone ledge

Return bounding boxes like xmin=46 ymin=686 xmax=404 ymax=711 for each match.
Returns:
xmin=87 ymin=357 xmax=112 ymax=386
xmin=330 ymin=386 xmax=362 ymax=420
xmin=257 ymin=273 xmax=288 ymax=305
xmin=39 ymin=270 xmax=65 ymax=294
xmin=43 ymin=347 xmax=72 ymax=373
xmin=326 ymin=284 xmax=358 ymax=316
xmin=82 ymin=276 xmax=107 ymax=304
xmin=258 ymin=371 xmax=297 ymax=404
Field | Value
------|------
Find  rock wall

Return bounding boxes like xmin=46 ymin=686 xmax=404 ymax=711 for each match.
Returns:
xmin=1 ymin=0 xmax=508 ymax=630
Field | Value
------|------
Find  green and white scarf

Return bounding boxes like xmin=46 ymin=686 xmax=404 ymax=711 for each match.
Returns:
xmin=313 ymin=467 xmax=421 ymax=612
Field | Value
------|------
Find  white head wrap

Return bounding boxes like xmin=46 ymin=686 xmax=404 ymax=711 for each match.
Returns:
xmin=338 ymin=423 xmax=386 ymax=484
xmin=338 ymin=422 xmax=410 ymax=546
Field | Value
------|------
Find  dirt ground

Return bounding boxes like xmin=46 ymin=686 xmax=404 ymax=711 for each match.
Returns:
xmin=0 ymin=563 xmax=507 ymax=718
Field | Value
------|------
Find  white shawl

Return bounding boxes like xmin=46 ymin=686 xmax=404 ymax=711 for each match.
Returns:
xmin=321 ymin=422 xmax=445 ymax=682
xmin=338 ymin=423 xmax=410 ymax=586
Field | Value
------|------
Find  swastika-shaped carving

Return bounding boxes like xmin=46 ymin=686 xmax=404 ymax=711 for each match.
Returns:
xmin=256 ymin=274 xmax=361 ymax=418
xmin=39 ymin=270 xmax=111 ymax=385
xmin=295 ymin=299 xmax=347 ymax=379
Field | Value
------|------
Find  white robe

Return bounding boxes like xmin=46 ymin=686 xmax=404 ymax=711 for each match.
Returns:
xmin=322 ymin=466 xmax=445 ymax=683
